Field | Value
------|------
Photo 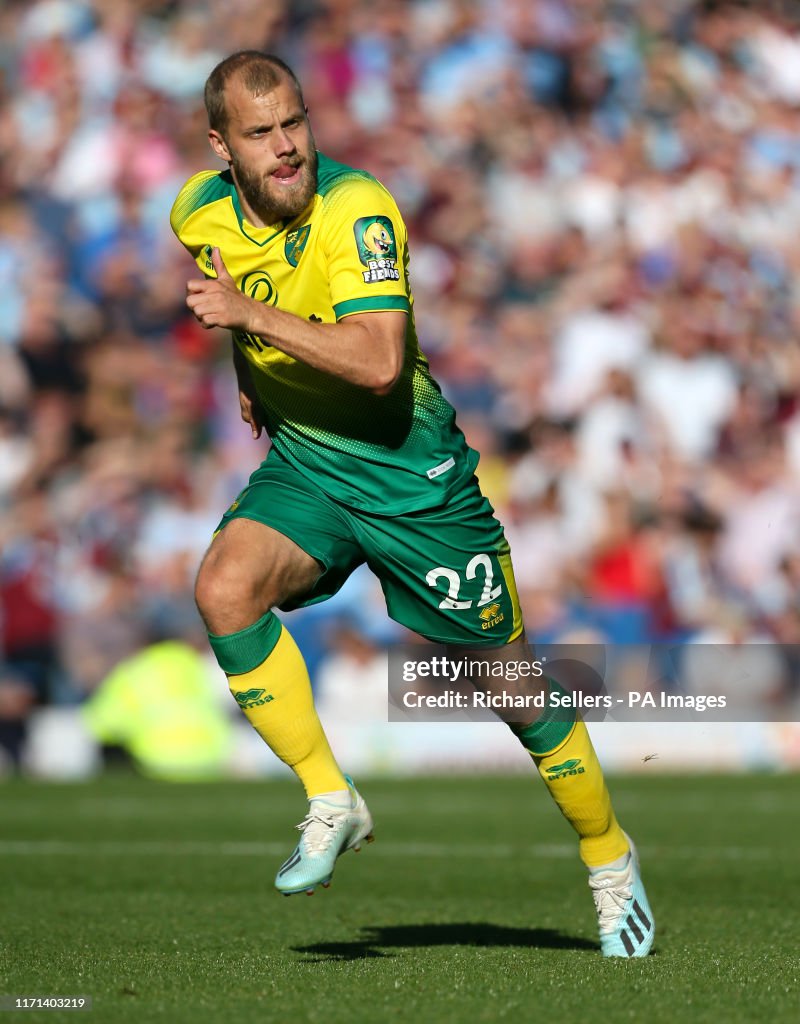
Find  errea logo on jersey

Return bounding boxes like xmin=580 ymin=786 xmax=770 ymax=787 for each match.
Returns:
xmin=354 ymin=216 xmax=400 ymax=283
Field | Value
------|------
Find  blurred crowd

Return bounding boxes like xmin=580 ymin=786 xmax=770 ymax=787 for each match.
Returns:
xmin=2 ymin=0 xmax=800 ymax=766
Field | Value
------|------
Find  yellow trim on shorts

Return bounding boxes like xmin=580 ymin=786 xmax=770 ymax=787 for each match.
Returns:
xmin=498 ymin=548 xmax=524 ymax=642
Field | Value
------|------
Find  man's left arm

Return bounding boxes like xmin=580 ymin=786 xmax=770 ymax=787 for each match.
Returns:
xmin=186 ymin=248 xmax=406 ymax=396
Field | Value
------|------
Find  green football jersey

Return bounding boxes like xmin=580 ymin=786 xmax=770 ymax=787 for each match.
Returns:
xmin=170 ymin=153 xmax=478 ymax=514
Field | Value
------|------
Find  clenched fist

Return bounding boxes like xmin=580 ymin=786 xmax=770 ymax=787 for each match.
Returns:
xmin=186 ymin=248 xmax=258 ymax=333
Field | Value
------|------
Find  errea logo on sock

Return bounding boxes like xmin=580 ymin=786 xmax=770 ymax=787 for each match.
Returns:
xmin=234 ymin=688 xmax=274 ymax=709
xmin=545 ymin=758 xmax=585 ymax=780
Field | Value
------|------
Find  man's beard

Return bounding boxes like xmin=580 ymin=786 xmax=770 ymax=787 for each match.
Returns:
xmin=232 ymin=147 xmax=318 ymax=225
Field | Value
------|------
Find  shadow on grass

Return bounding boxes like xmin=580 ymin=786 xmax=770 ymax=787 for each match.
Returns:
xmin=293 ymin=922 xmax=596 ymax=961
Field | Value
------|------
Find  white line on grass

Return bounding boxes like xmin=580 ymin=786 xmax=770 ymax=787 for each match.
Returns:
xmin=0 ymin=840 xmax=542 ymax=858
xmin=0 ymin=840 xmax=789 ymax=859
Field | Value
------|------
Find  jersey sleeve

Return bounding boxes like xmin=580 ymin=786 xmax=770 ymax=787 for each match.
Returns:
xmin=319 ymin=175 xmax=412 ymax=320
xmin=169 ymin=170 xmax=229 ymax=275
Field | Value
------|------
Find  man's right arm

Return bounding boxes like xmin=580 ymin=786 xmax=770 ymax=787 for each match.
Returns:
xmin=188 ymin=248 xmax=406 ymax=395
xmin=233 ymin=341 xmax=266 ymax=440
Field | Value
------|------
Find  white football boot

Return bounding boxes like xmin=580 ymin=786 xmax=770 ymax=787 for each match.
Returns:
xmin=589 ymin=835 xmax=655 ymax=957
xmin=275 ymin=776 xmax=374 ymax=896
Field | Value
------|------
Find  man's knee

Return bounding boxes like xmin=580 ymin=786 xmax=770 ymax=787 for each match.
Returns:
xmin=194 ymin=520 xmax=319 ymax=635
xmin=195 ymin=545 xmax=280 ymax=633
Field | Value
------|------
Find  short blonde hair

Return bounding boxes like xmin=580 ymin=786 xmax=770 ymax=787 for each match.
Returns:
xmin=204 ymin=51 xmax=304 ymax=135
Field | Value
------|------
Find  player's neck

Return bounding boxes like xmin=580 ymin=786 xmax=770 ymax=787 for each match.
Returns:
xmin=238 ymin=193 xmax=280 ymax=230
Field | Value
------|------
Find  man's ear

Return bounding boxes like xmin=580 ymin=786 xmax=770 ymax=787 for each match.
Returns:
xmin=209 ymin=130 xmax=232 ymax=163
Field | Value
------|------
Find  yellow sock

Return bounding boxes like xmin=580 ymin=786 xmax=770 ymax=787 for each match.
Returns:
xmin=226 ymin=624 xmax=347 ymax=798
xmin=532 ymin=719 xmax=629 ymax=868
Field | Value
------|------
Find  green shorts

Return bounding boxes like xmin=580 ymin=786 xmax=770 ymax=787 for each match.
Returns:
xmin=216 ymin=449 xmax=523 ymax=647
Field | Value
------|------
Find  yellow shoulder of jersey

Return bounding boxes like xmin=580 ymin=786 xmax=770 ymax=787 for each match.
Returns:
xmin=318 ymin=169 xmax=406 ymax=241
xmin=170 ymin=170 xmax=236 ymax=254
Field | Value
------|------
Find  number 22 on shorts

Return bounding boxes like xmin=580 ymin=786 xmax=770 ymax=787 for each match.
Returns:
xmin=425 ymin=553 xmax=502 ymax=610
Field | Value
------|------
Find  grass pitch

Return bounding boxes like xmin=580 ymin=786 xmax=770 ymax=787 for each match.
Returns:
xmin=2 ymin=773 xmax=798 ymax=1024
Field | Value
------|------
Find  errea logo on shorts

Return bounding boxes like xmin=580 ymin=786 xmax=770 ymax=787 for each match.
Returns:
xmin=479 ymin=602 xmax=504 ymax=630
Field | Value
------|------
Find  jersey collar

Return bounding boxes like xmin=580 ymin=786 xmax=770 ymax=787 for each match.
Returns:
xmin=229 ymin=186 xmax=315 ymax=248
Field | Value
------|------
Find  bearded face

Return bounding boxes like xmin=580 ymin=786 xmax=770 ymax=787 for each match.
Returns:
xmin=210 ymin=75 xmax=319 ymax=227
xmin=230 ymin=142 xmax=318 ymax=224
